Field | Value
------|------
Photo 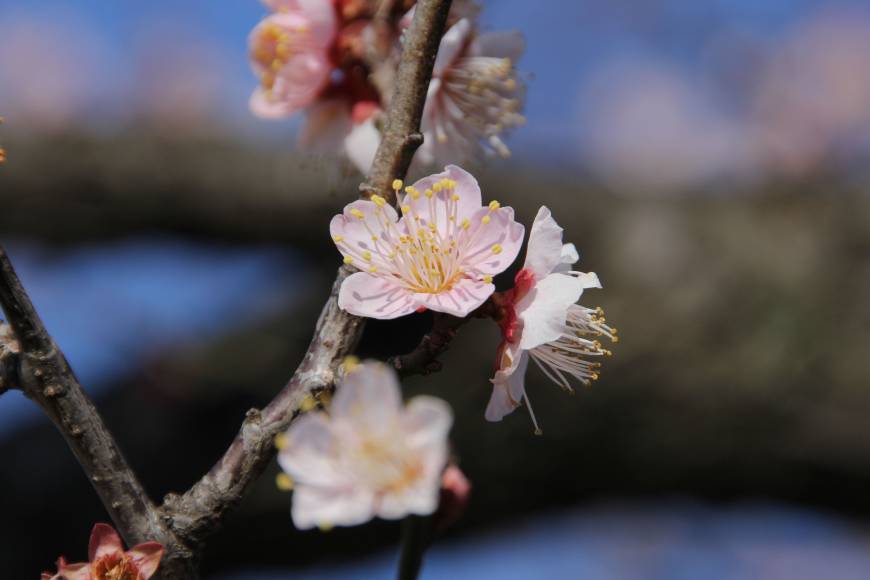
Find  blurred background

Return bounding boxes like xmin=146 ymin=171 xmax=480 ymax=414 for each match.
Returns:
xmin=2 ymin=0 xmax=870 ymax=578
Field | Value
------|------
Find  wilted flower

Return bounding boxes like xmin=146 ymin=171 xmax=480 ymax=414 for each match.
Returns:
xmin=277 ymin=360 xmax=453 ymax=530
xmin=248 ymin=0 xmax=338 ymax=119
xmin=41 ymin=523 xmax=163 ymax=580
xmin=416 ymin=17 xmax=526 ymax=166
xmin=332 ymin=165 xmax=524 ymax=319
xmin=486 ymin=207 xmax=617 ymax=432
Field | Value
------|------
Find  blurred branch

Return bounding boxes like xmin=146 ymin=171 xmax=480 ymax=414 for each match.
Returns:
xmin=397 ymin=515 xmax=433 ymax=580
xmin=0 ymin=322 xmax=18 ymax=395
xmin=163 ymin=0 xmax=453 ymax=566
xmin=0 ymin=247 xmax=197 ymax=578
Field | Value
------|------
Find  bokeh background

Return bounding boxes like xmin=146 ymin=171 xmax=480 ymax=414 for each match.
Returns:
xmin=2 ymin=0 xmax=870 ymax=578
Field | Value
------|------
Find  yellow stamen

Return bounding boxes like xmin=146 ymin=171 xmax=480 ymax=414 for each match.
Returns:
xmin=482 ymin=274 xmax=493 ymax=284
xmin=489 ymin=200 xmax=501 ymax=211
xmin=274 ymin=432 xmax=289 ymax=450
xmin=370 ymin=194 xmax=386 ymax=207
xmin=343 ymin=355 xmax=360 ymax=373
xmin=332 ymin=235 xmax=344 ymax=242
xmin=482 ymin=215 xmax=491 ymax=225
xmin=276 ymin=473 xmax=294 ymax=491
xmin=392 ymin=179 xmax=403 ymax=191
xmin=491 ymin=244 xmax=503 ymax=255
xmin=343 ymin=256 xmax=353 ymax=265
xmin=350 ymin=208 xmax=365 ymax=220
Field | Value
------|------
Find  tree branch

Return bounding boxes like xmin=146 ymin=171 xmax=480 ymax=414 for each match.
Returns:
xmin=388 ymin=313 xmax=469 ymax=377
xmin=0 ymin=247 xmax=197 ymax=577
xmin=164 ymin=0 xmax=454 ymax=561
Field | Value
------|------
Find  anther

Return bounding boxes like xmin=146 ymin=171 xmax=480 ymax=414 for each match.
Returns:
xmin=491 ymin=244 xmax=503 ymax=255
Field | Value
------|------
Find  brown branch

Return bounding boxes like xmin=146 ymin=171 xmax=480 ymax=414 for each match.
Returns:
xmin=163 ymin=0 xmax=454 ymax=564
xmin=388 ymin=313 xmax=469 ymax=377
xmin=0 ymin=247 xmax=197 ymax=578
xmin=360 ymin=0 xmax=452 ymax=202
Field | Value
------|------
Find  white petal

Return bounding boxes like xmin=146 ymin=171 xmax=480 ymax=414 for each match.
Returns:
xmin=331 ymin=361 xmax=403 ymax=432
xmin=485 ymin=350 xmax=529 ymax=421
xmin=344 ymin=118 xmax=381 ymax=174
xmin=278 ymin=414 xmax=345 ymax=487
xmin=459 ymin=206 xmax=525 ymax=275
xmin=402 ymin=396 xmax=453 ymax=448
xmin=291 ymin=485 xmax=376 ymax=529
xmin=433 ymin=19 xmax=471 ymax=77
xmin=552 ymin=243 xmax=580 ymax=273
xmin=522 ymin=206 xmax=565 ymax=279
xmin=404 ymin=165 xmax=483 ymax=226
xmin=516 ymin=273 xmax=585 ymax=350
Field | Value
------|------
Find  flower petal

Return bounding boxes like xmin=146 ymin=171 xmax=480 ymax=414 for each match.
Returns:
xmin=522 ymin=206 xmax=565 ymax=279
xmin=486 ymin=350 xmax=529 ymax=421
xmin=55 ymin=561 xmax=90 ymax=580
xmin=516 ymin=273 xmax=585 ymax=350
xmin=261 ymin=0 xmax=336 ymax=46
xmin=278 ymin=413 xmax=346 ymax=487
xmin=89 ymin=523 xmax=123 ymax=561
xmin=330 ymin=199 xmax=400 ymax=271
xmin=292 ymin=485 xmax=376 ymax=530
xmin=337 ymin=272 xmax=418 ymax=320
xmin=344 ymin=117 xmax=381 ymax=174
xmin=403 ymin=165 xmax=482 ymax=226
xmin=331 ymin=361 xmax=404 ymax=431
xmin=433 ymin=19 xmax=471 ymax=78
xmin=376 ymin=476 xmax=441 ymax=519
xmin=552 ymin=242 xmax=580 ymax=273
xmin=413 ymin=277 xmax=494 ymax=317
xmin=459 ymin=206 xmax=525 ymax=275
xmin=127 ymin=543 xmax=164 ymax=579
xmin=403 ymin=396 xmax=453 ymax=448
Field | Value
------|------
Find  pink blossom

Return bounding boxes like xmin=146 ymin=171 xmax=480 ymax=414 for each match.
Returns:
xmin=41 ymin=523 xmax=163 ymax=580
xmin=249 ymin=0 xmax=337 ymax=119
xmin=277 ymin=360 xmax=453 ymax=529
xmin=331 ymin=165 xmax=524 ymax=319
xmin=486 ymin=207 xmax=617 ymax=432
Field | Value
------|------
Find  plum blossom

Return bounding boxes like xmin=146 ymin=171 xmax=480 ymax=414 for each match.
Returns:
xmin=41 ymin=523 xmax=163 ymax=580
xmin=276 ymin=360 xmax=453 ymax=529
xmin=416 ymin=17 xmax=526 ymax=166
xmin=486 ymin=207 xmax=617 ymax=432
xmin=331 ymin=165 xmax=524 ymax=319
xmin=248 ymin=0 xmax=338 ymax=119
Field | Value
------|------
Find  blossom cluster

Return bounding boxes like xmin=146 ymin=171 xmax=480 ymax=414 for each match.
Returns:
xmin=248 ymin=0 xmax=526 ymax=171
xmin=272 ymin=165 xmax=617 ymax=530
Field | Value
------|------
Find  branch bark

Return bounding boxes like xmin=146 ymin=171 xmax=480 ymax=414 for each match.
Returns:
xmin=164 ymin=0 xmax=454 ymax=566
xmin=0 ymin=0 xmax=453 ymax=575
xmin=0 ymin=248 xmax=197 ymax=577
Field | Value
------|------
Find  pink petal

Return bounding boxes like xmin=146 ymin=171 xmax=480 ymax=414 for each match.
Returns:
xmin=469 ymin=30 xmax=525 ymax=60
xmin=337 ymin=272 xmax=418 ymax=319
xmin=127 ymin=543 xmax=164 ymax=579
xmin=258 ymin=3 xmax=336 ymax=47
xmin=516 ymin=273 xmax=585 ymax=350
xmin=522 ymin=206 xmax=565 ymax=279
xmin=459 ymin=206 xmax=525 ymax=275
xmin=89 ymin=523 xmax=123 ymax=561
xmin=403 ymin=165 xmax=483 ymax=226
xmin=414 ymin=277 xmax=494 ymax=317
xmin=330 ymin=199 xmax=399 ymax=268
xmin=269 ymin=51 xmax=332 ymax=109
xmin=331 ymin=361 xmax=403 ymax=431
xmin=433 ymin=19 xmax=471 ymax=78
xmin=56 ymin=561 xmax=90 ymax=580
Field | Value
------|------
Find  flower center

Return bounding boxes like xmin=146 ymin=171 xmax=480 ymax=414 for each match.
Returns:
xmin=251 ymin=20 xmax=308 ymax=92
xmin=356 ymin=434 xmax=423 ymax=494
xmin=93 ymin=554 xmax=139 ymax=580
xmin=336 ymin=180 xmax=504 ymax=294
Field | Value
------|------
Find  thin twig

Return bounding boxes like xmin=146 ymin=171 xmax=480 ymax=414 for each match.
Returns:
xmin=164 ymin=0 xmax=455 ymax=563
xmin=0 ymin=248 xmax=197 ymax=578
xmin=388 ymin=313 xmax=469 ymax=377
